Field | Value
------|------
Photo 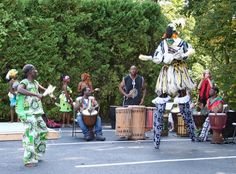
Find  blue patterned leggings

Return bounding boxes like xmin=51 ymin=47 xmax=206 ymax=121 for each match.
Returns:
xmin=153 ymin=102 xmax=196 ymax=149
xmin=199 ymin=117 xmax=210 ymax=141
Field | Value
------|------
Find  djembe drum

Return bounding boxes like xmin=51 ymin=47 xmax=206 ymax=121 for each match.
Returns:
xmin=115 ymin=107 xmax=132 ymax=138
xmin=82 ymin=109 xmax=98 ymax=137
xmin=128 ymin=105 xmax=146 ymax=140
xmin=209 ymin=113 xmax=227 ymax=144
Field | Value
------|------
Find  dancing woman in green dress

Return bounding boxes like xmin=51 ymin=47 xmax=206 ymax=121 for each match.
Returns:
xmin=16 ymin=64 xmax=48 ymax=167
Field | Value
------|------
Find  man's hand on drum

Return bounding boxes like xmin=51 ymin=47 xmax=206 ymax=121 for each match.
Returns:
xmin=125 ymin=92 xmax=133 ymax=98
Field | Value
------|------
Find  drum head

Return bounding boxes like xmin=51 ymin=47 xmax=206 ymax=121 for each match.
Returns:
xmin=82 ymin=109 xmax=98 ymax=116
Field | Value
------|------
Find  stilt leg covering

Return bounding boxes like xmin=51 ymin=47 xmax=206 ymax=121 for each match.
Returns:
xmin=153 ymin=103 xmax=166 ymax=149
xmin=199 ymin=117 xmax=210 ymax=141
xmin=178 ymin=102 xmax=196 ymax=141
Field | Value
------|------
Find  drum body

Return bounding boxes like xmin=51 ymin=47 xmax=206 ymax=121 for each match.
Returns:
xmin=171 ymin=107 xmax=180 ymax=132
xmin=209 ymin=113 xmax=227 ymax=144
xmin=109 ymin=105 xmax=118 ymax=129
xmin=161 ymin=113 xmax=169 ymax=137
xmin=145 ymin=107 xmax=155 ymax=131
xmin=177 ymin=114 xmax=188 ymax=137
xmin=193 ymin=114 xmax=207 ymax=129
xmin=82 ymin=110 xmax=98 ymax=130
xmin=115 ymin=107 xmax=132 ymax=137
xmin=128 ymin=105 xmax=146 ymax=140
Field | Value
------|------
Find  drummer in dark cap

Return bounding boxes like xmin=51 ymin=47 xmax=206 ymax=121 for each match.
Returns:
xmin=16 ymin=64 xmax=48 ymax=167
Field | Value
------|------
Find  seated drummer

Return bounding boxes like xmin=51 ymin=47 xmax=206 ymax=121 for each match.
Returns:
xmin=197 ymin=86 xmax=224 ymax=142
xmin=75 ymin=87 xmax=105 ymax=141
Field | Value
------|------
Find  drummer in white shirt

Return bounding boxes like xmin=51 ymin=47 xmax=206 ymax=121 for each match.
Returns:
xmin=75 ymin=87 xmax=105 ymax=141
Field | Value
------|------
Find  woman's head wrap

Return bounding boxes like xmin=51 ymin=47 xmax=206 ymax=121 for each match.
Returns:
xmin=6 ymin=69 xmax=18 ymax=80
xmin=22 ymin=64 xmax=35 ymax=75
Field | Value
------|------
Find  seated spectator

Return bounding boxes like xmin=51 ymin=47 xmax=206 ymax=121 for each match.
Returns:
xmin=197 ymin=87 xmax=223 ymax=142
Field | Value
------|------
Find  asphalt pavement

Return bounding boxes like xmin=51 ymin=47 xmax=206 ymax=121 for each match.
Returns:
xmin=0 ymin=127 xmax=236 ymax=174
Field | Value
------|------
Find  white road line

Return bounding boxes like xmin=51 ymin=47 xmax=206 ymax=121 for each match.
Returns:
xmin=75 ymin=156 xmax=236 ymax=168
xmin=47 ymin=139 xmax=189 ymax=146
xmin=61 ymin=129 xmax=115 ymax=133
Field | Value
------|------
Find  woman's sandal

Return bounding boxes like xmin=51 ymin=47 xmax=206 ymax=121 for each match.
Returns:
xmin=25 ymin=163 xmax=37 ymax=167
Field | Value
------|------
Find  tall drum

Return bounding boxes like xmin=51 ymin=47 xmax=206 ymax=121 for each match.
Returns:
xmin=145 ymin=107 xmax=156 ymax=132
xmin=128 ymin=105 xmax=146 ymax=140
xmin=209 ymin=113 xmax=227 ymax=144
xmin=171 ymin=107 xmax=180 ymax=132
xmin=177 ymin=114 xmax=189 ymax=137
xmin=161 ymin=113 xmax=169 ymax=137
xmin=115 ymin=107 xmax=132 ymax=137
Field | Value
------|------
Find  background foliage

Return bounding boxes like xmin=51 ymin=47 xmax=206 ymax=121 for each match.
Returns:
xmin=1 ymin=0 xmax=235 ymax=123
xmin=0 ymin=0 xmax=167 ymax=121
xmin=184 ymin=0 xmax=236 ymax=108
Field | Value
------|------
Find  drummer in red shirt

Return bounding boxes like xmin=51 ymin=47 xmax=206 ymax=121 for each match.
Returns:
xmin=197 ymin=86 xmax=224 ymax=142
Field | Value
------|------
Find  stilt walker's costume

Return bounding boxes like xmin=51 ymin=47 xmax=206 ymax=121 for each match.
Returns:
xmin=16 ymin=65 xmax=48 ymax=165
xmin=139 ymin=24 xmax=196 ymax=149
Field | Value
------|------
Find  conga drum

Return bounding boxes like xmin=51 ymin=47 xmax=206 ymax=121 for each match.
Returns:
xmin=209 ymin=113 xmax=227 ymax=144
xmin=145 ymin=107 xmax=155 ymax=132
xmin=115 ymin=107 xmax=132 ymax=137
xmin=177 ymin=114 xmax=189 ymax=137
xmin=82 ymin=109 xmax=98 ymax=137
xmin=128 ymin=105 xmax=146 ymax=140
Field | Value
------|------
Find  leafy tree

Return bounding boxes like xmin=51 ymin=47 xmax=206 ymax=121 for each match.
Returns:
xmin=0 ymin=0 xmax=167 ymax=121
xmin=185 ymin=0 xmax=236 ymax=109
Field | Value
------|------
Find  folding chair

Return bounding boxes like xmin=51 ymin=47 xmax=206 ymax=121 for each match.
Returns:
xmin=72 ymin=108 xmax=82 ymax=137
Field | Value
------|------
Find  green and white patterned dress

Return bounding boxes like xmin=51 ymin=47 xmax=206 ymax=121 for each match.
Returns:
xmin=59 ymin=86 xmax=72 ymax=112
xmin=16 ymin=79 xmax=48 ymax=165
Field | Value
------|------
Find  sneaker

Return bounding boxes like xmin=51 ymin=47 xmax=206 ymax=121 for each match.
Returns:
xmin=196 ymin=137 xmax=204 ymax=142
xmin=85 ymin=135 xmax=93 ymax=141
xmin=96 ymin=134 xmax=106 ymax=141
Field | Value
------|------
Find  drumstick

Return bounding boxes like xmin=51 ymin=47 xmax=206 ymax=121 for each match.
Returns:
xmin=138 ymin=54 xmax=152 ymax=61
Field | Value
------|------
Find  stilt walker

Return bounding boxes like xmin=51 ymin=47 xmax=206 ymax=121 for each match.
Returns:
xmin=139 ymin=23 xmax=196 ymax=149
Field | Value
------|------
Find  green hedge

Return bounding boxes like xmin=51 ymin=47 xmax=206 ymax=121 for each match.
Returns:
xmin=0 ymin=0 xmax=167 ymax=122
